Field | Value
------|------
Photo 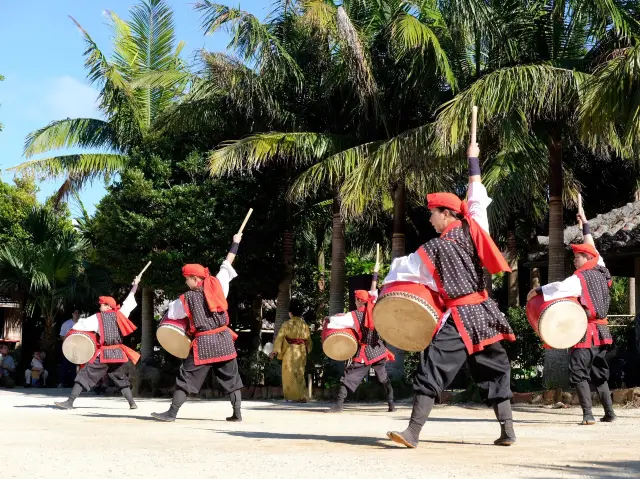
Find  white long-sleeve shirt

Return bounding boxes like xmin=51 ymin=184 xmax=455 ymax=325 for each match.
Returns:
xmin=326 ymin=290 xmax=378 ymax=330
xmin=541 ymin=255 xmax=605 ymax=305
xmin=166 ymin=261 xmax=237 ymax=320
xmin=72 ymin=291 xmax=138 ymax=334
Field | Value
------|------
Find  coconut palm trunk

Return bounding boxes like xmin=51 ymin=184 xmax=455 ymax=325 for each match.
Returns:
xmin=140 ymin=287 xmax=154 ymax=361
xmin=274 ymin=200 xmax=294 ymax=336
xmin=329 ymin=195 xmax=346 ymax=315
xmin=507 ymin=222 xmax=519 ymax=307
xmin=544 ymin=132 xmax=569 ymax=388
xmin=387 ymin=180 xmax=406 ymax=380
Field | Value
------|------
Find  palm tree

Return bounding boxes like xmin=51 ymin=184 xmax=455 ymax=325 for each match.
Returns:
xmin=10 ymin=0 xmax=187 ymax=363
xmin=10 ymin=0 xmax=186 ymax=201
xmin=393 ymin=0 xmax=637 ymax=386
xmin=0 ymin=207 xmax=110 ymax=355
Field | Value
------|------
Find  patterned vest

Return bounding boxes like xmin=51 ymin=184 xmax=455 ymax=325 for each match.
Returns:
xmin=574 ymin=265 xmax=613 ymax=348
xmin=95 ymin=312 xmax=127 ymax=363
xmin=181 ymin=288 xmax=237 ymax=365
xmin=352 ymin=309 xmax=388 ymax=365
xmin=418 ymin=224 xmax=515 ymax=354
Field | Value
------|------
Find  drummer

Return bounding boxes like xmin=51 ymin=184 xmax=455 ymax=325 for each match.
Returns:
xmin=527 ymin=212 xmax=616 ymax=425
xmin=384 ymin=140 xmax=516 ymax=448
xmin=325 ymin=289 xmax=396 ymax=413
xmin=54 ymin=278 xmax=141 ymax=410
xmin=151 ymin=244 xmax=243 ymax=423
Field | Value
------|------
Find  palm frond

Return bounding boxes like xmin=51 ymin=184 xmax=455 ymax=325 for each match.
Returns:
xmin=436 ymin=64 xmax=586 ymax=152
xmin=9 ymin=154 xmax=127 ymax=182
xmin=22 ymin=118 xmax=118 ymax=158
xmin=209 ymin=132 xmax=351 ymax=177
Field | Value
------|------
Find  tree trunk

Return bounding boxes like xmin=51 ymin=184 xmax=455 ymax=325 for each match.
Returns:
xmin=140 ymin=287 xmax=154 ymax=362
xmin=315 ymin=247 xmax=326 ymax=326
xmin=544 ymin=132 xmax=569 ymax=388
xmin=42 ymin=315 xmax=56 ymax=358
xmin=329 ymin=196 xmax=346 ymax=315
xmin=388 ymin=181 xmax=406 ymax=380
xmin=506 ymin=222 xmax=519 ymax=307
xmin=629 ymin=278 xmax=636 ymax=316
xmin=391 ymin=181 xmax=406 ymax=259
xmin=274 ymin=201 xmax=294 ymax=337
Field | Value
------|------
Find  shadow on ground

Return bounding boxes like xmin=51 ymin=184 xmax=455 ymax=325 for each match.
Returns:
xmin=517 ymin=460 xmax=640 ymax=479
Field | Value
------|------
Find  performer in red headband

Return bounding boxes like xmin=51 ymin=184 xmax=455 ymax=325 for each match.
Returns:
xmin=151 ymin=234 xmax=244 ymax=422
xmin=384 ymin=137 xmax=516 ymax=448
xmin=54 ymin=277 xmax=141 ymax=410
xmin=527 ymin=211 xmax=616 ymax=425
xmin=324 ymin=287 xmax=396 ymax=413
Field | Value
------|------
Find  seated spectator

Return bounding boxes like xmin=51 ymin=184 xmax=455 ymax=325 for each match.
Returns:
xmin=0 ymin=344 xmax=16 ymax=387
xmin=25 ymin=351 xmax=49 ymax=387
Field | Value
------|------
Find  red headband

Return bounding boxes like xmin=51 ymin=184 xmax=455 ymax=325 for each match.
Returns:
xmin=181 ymin=263 xmax=227 ymax=313
xmin=98 ymin=296 xmax=118 ymax=310
xmin=570 ymin=243 xmax=598 ymax=258
xmin=354 ymin=290 xmax=375 ymax=329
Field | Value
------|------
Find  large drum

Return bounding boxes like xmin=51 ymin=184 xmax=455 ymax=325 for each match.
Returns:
xmin=322 ymin=318 xmax=358 ymax=361
xmin=373 ymin=282 xmax=443 ymax=352
xmin=62 ymin=330 xmax=98 ymax=365
xmin=526 ymin=295 xmax=588 ymax=349
xmin=156 ymin=315 xmax=192 ymax=359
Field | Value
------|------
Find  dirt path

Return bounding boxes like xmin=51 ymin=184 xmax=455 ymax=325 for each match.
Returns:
xmin=1 ymin=389 xmax=638 ymax=478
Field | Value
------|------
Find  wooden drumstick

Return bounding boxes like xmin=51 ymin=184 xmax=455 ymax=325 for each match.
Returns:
xmin=577 ymin=193 xmax=584 ymax=217
xmin=371 ymin=243 xmax=381 ymax=291
xmin=471 ymin=105 xmax=478 ymax=145
xmin=134 ymin=261 xmax=152 ymax=283
xmin=226 ymin=208 xmax=253 ymax=264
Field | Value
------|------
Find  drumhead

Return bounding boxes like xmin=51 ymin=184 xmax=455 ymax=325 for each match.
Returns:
xmin=539 ymin=300 xmax=588 ymax=349
xmin=323 ymin=332 xmax=358 ymax=361
xmin=373 ymin=294 xmax=439 ymax=352
xmin=63 ymin=334 xmax=96 ymax=365
xmin=157 ymin=325 xmax=192 ymax=359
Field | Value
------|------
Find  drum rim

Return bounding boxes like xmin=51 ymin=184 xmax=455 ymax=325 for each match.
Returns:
xmin=377 ymin=290 xmax=441 ymax=318
xmin=157 ymin=323 xmax=190 ymax=337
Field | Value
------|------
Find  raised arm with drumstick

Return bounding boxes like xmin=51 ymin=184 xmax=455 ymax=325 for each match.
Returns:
xmin=384 ymin=106 xmax=516 ymax=449
xmin=53 ymin=261 xmax=153 ymax=412
xmin=526 ymin=192 xmax=616 ymax=425
xmin=150 ymin=209 xmax=253 ymax=424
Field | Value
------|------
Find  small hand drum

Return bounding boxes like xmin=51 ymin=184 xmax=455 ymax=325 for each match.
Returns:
xmin=322 ymin=318 xmax=358 ymax=361
xmin=157 ymin=315 xmax=192 ymax=359
xmin=373 ymin=282 xmax=443 ymax=352
xmin=526 ymin=295 xmax=588 ymax=349
xmin=63 ymin=330 xmax=98 ymax=365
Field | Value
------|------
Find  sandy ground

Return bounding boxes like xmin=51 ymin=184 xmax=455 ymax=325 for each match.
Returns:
xmin=1 ymin=389 xmax=639 ymax=479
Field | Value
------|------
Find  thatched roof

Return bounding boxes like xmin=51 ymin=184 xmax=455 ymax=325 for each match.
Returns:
xmin=529 ymin=201 xmax=640 ymax=276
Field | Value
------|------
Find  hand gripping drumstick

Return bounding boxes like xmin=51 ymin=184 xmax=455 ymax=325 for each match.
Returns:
xmin=577 ymin=192 xmax=584 ymax=217
xmin=134 ymin=261 xmax=152 ymax=284
xmin=226 ymin=208 xmax=253 ymax=264
xmin=371 ymin=244 xmax=381 ymax=291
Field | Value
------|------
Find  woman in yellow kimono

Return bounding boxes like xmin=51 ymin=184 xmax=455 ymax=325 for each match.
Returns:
xmin=271 ymin=300 xmax=312 ymax=401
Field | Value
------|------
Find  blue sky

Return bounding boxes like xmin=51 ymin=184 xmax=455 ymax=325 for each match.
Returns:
xmin=0 ymin=0 xmax=266 ymax=215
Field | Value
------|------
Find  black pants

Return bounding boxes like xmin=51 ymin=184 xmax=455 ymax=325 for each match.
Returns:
xmin=75 ymin=361 xmax=131 ymax=392
xmin=341 ymin=359 xmax=390 ymax=392
xmin=569 ymin=347 xmax=610 ymax=386
xmin=414 ymin=319 xmax=513 ymax=404
xmin=176 ymin=353 xmax=243 ymax=395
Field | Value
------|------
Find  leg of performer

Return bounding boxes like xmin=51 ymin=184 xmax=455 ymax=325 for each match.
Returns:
xmin=54 ymin=362 xmax=107 ymax=409
xmin=107 ymin=363 xmax=137 ymax=409
xmin=372 ymin=360 xmax=395 ymax=412
xmin=467 ymin=341 xmax=515 ymax=446
xmin=591 ymin=347 xmax=616 ymax=422
xmin=570 ymin=348 xmax=595 ymax=425
xmin=387 ymin=319 xmax=468 ymax=448
xmin=327 ymin=362 xmax=368 ymax=413
xmin=151 ymin=353 xmax=210 ymax=422
xmin=211 ymin=358 xmax=244 ymax=422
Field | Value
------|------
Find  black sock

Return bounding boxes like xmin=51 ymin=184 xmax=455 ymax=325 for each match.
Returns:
xmin=121 ymin=387 xmax=135 ymax=405
xmin=169 ymin=389 xmax=187 ymax=416
xmin=69 ymin=383 xmax=83 ymax=403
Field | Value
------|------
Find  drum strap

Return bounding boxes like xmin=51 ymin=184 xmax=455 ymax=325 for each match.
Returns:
xmin=194 ymin=325 xmax=238 ymax=342
xmin=444 ymin=290 xmax=488 ymax=308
